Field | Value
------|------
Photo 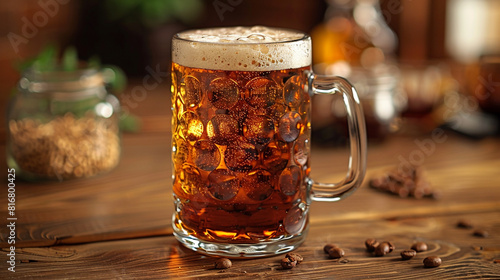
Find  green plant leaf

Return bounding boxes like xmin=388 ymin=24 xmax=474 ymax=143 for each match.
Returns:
xmin=62 ymin=46 xmax=78 ymax=71
xmin=32 ymin=44 xmax=58 ymax=71
xmin=101 ymin=65 xmax=127 ymax=94
xmin=119 ymin=113 xmax=141 ymax=132
xmin=171 ymin=0 xmax=203 ymax=23
xmin=140 ymin=0 xmax=172 ymax=28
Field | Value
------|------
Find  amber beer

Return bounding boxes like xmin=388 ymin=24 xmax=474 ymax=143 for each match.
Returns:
xmin=171 ymin=26 xmax=367 ymax=257
xmin=172 ymin=27 xmax=312 ymax=246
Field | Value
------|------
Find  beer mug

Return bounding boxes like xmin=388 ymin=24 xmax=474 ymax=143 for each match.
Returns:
xmin=171 ymin=26 xmax=367 ymax=257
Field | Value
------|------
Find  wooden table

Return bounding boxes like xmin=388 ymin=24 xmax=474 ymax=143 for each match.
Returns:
xmin=1 ymin=87 xmax=499 ymax=279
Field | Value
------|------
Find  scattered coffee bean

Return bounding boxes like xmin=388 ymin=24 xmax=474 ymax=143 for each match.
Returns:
xmin=281 ymin=257 xmax=296 ymax=269
xmin=456 ymin=219 xmax=473 ymax=229
xmin=400 ymin=249 xmax=417 ymax=260
xmin=214 ymin=258 xmax=232 ymax=269
xmin=328 ymin=247 xmax=345 ymax=259
xmin=423 ymin=256 xmax=441 ymax=268
xmin=385 ymin=241 xmax=395 ymax=253
xmin=374 ymin=242 xmax=390 ymax=257
xmin=365 ymin=238 xmax=379 ymax=252
xmin=411 ymin=242 xmax=428 ymax=252
xmin=473 ymin=229 xmax=489 ymax=238
xmin=324 ymin=244 xmax=338 ymax=254
xmin=493 ymin=259 xmax=500 ymax=264
xmin=369 ymin=166 xmax=438 ymax=199
xmin=286 ymin=252 xmax=303 ymax=264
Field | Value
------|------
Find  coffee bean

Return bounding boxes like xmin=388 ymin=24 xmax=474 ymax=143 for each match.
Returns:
xmin=423 ymin=256 xmax=441 ymax=268
xmin=328 ymin=247 xmax=345 ymax=259
xmin=411 ymin=242 xmax=428 ymax=252
xmin=214 ymin=258 xmax=232 ymax=269
xmin=457 ymin=219 xmax=473 ymax=229
xmin=281 ymin=257 xmax=296 ymax=269
xmin=365 ymin=238 xmax=379 ymax=252
xmin=473 ymin=229 xmax=489 ymax=238
xmin=324 ymin=244 xmax=338 ymax=254
xmin=369 ymin=166 xmax=435 ymax=199
xmin=385 ymin=241 xmax=395 ymax=253
xmin=286 ymin=252 xmax=303 ymax=264
xmin=400 ymin=249 xmax=417 ymax=260
xmin=374 ymin=242 xmax=390 ymax=257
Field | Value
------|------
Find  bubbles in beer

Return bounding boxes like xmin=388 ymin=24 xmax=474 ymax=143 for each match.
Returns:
xmin=173 ymin=137 xmax=190 ymax=166
xmin=207 ymin=169 xmax=240 ymax=201
xmin=278 ymin=111 xmax=302 ymax=142
xmin=229 ymin=101 xmax=251 ymax=124
xmin=284 ymin=204 xmax=306 ymax=235
xmin=172 ymin=62 xmax=312 ymax=243
xmin=180 ymin=75 xmax=202 ymax=108
xmin=179 ymin=164 xmax=202 ymax=195
xmin=284 ymin=75 xmax=305 ymax=109
xmin=192 ymin=140 xmax=221 ymax=171
xmin=224 ymin=142 xmax=258 ymax=172
xmin=245 ymin=77 xmax=279 ymax=108
xmin=207 ymin=114 xmax=239 ymax=145
xmin=279 ymin=166 xmax=302 ymax=196
xmin=179 ymin=112 xmax=204 ymax=143
xmin=262 ymin=140 xmax=289 ymax=173
xmin=242 ymin=169 xmax=274 ymax=201
xmin=267 ymin=103 xmax=286 ymax=123
xmin=208 ymin=77 xmax=239 ymax=109
xmin=293 ymin=133 xmax=310 ymax=166
xmin=243 ymin=115 xmax=275 ymax=145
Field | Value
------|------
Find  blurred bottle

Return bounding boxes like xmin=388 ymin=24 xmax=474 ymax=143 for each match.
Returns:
xmin=311 ymin=0 xmax=402 ymax=142
xmin=311 ymin=0 xmax=397 ymax=73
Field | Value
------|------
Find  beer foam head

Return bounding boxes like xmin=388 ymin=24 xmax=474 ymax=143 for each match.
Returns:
xmin=172 ymin=26 xmax=311 ymax=71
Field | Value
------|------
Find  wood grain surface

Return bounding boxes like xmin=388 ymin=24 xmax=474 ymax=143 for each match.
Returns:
xmin=1 ymin=89 xmax=499 ymax=279
xmin=2 ymin=212 xmax=499 ymax=279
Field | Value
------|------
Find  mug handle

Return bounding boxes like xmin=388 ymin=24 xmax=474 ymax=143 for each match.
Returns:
xmin=305 ymin=71 xmax=367 ymax=202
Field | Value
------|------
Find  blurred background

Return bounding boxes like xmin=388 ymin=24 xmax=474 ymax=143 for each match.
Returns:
xmin=1 ymin=0 xmax=499 ymax=144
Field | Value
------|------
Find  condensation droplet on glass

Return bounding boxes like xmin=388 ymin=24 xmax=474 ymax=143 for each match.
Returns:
xmin=242 ymin=169 xmax=274 ymax=201
xmin=207 ymin=114 xmax=239 ymax=145
xmin=207 ymin=169 xmax=240 ymax=201
xmin=192 ymin=139 xmax=221 ymax=171
xmin=244 ymin=115 xmax=275 ymax=146
xmin=293 ymin=133 xmax=310 ymax=166
xmin=284 ymin=75 xmax=304 ymax=109
xmin=208 ymin=77 xmax=239 ymax=109
xmin=278 ymin=111 xmax=302 ymax=142
xmin=180 ymin=75 xmax=202 ymax=109
xmin=224 ymin=142 xmax=258 ymax=172
xmin=262 ymin=140 xmax=290 ymax=173
xmin=279 ymin=166 xmax=302 ymax=196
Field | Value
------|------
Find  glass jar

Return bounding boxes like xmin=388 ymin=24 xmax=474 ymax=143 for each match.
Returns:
xmin=6 ymin=68 xmax=121 ymax=181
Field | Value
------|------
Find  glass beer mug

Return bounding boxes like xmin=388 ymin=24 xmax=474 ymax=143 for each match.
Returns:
xmin=171 ymin=26 xmax=367 ymax=257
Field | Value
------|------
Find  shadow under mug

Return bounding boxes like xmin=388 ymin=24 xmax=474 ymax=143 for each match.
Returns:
xmin=170 ymin=26 xmax=367 ymax=258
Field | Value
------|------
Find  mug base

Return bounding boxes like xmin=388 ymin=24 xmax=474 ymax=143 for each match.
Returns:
xmin=173 ymin=225 xmax=309 ymax=258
